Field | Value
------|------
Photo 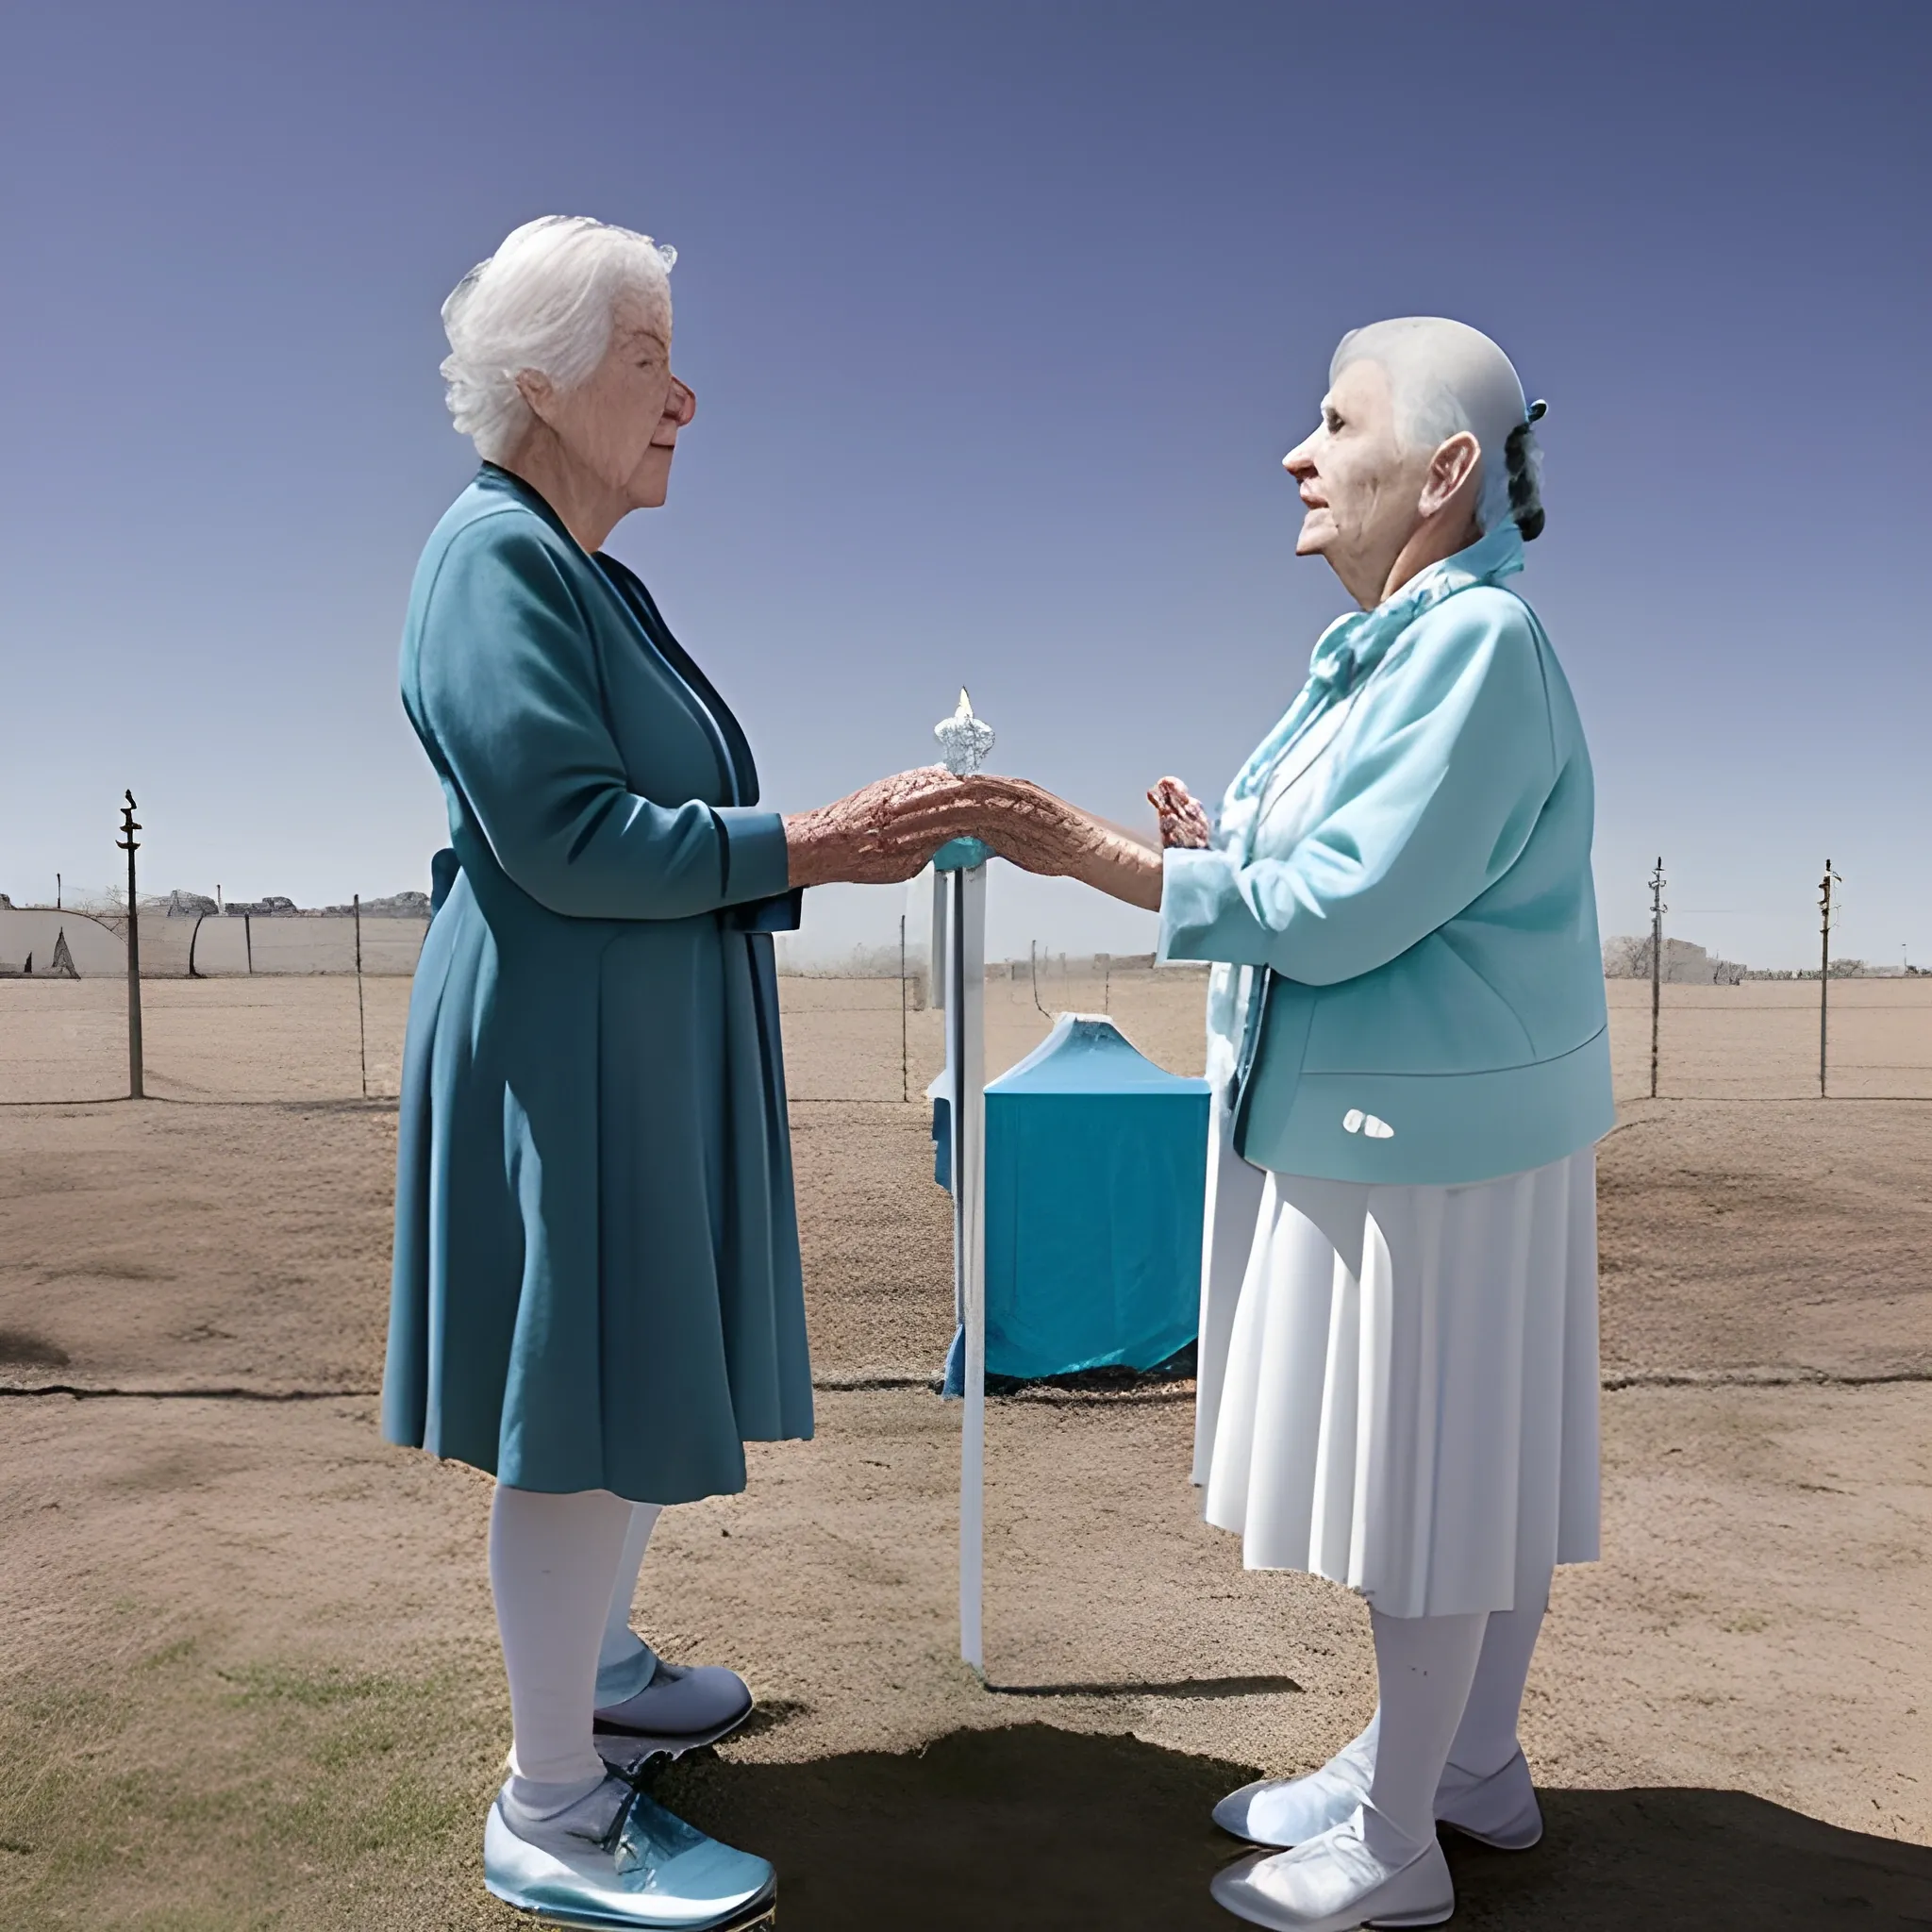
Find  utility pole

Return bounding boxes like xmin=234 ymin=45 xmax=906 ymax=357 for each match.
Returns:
xmin=56 ymin=872 xmax=61 ymax=911
xmin=117 ymin=791 xmax=144 ymax=1099
xmin=898 ymin=912 xmax=908 ymax=1104
xmin=353 ymin=892 xmax=369 ymax=1100
xmin=1648 ymin=857 xmax=1666 ymax=1100
xmin=1819 ymin=860 xmax=1841 ymax=1099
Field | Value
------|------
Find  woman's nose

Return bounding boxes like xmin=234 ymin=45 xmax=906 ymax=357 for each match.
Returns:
xmin=670 ymin=377 xmax=696 ymax=426
xmin=1282 ymin=441 xmax=1315 ymax=478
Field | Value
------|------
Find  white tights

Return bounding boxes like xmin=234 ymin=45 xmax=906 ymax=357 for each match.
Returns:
xmin=1361 ymin=1585 xmax=1550 ymax=1856
xmin=599 ymin=1500 xmax=663 ymax=1685
xmin=490 ymin=1486 xmax=662 ymax=1814
xmin=1447 ymin=1599 xmax=1545 ymax=1777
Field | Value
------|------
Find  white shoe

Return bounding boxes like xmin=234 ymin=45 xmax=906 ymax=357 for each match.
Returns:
xmin=1210 ymin=1805 xmax=1454 ymax=1931
xmin=1217 ymin=1718 xmax=1542 ymax=1854
xmin=484 ymin=1773 xmax=774 ymax=1929
xmin=1214 ymin=1720 xmax=1377 ymax=1846
xmin=593 ymin=1657 xmax=755 ymax=1773
xmin=1434 ymin=1748 xmax=1542 ymax=1850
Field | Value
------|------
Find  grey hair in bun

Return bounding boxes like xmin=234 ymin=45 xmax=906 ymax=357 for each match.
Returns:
xmin=1505 ymin=399 xmax=1547 ymax=541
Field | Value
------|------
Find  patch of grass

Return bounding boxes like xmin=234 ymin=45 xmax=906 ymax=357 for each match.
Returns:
xmin=140 ymin=1635 xmax=203 ymax=1674
xmin=216 ymin=1660 xmax=400 ymax=1709
xmin=0 ymin=1633 xmax=508 ymax=1928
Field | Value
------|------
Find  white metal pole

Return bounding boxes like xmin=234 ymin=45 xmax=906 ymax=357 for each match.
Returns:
xmin=930 ymin=688 xmax=995 ymax=1674
xmin=953 ymin=860 xmax=988 ymax=1672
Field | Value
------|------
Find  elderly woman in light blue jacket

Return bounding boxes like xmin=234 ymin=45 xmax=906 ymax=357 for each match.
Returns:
xmin=1010 ymin=318 xmax=1613 ymax=1931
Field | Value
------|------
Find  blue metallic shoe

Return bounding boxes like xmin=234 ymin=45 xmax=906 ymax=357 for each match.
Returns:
xmin=484 ymin=1773 xmax=775 ymax=1929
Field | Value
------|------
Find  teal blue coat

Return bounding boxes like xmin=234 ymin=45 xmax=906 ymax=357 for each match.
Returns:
xmin=1160 ymin=525 xmax=1614 ymax=1186
xmin=382 ymin=466 xmax=813 ymax=1503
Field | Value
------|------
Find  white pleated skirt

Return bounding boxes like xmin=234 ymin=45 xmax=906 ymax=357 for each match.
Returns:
xmin=1193 ymin=1107 xmax=1601 ymax=1619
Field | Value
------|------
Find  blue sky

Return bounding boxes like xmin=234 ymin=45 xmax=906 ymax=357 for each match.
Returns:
xmin=2 ymin=1 xmax=1926 ymax=966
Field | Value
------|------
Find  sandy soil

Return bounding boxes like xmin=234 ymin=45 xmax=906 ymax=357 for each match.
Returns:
xmin=2 ymin=976 xmax=1929 ymax=1928
xmin=1600 ymin=1101 xmax=1932 ymax=1383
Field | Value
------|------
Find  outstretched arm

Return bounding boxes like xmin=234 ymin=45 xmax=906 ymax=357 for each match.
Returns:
xmin=416 ymin=525 xmax=797 ymax=919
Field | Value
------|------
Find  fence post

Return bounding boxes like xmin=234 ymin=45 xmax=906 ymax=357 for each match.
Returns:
xmin=1819 ymin=860 xmax=1841 ymax=1098
xmin=899 ymin=911 xmax=908 ymax=1105
xmin=117 ymin=791 xmax=144 ymax=1100
xmin=354 ymin=892 xmax=369 ymax=1100
xmin=1648 ymin=857 xmax=1666 ymax=1100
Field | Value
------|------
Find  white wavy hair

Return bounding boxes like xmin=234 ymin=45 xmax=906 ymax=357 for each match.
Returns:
xmin=441 ymin=216 xmax=677 ymax=462
xmin=1330 ymin=317 xmax=1531 ymax=534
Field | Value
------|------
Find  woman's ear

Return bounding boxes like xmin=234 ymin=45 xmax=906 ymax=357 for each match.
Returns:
xmin=1418 ymin=430 xmax=1481 ymax=519
xmin=514 ymin=367 xmax=558 ymax=426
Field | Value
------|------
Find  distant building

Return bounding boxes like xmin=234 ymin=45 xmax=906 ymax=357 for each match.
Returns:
xmin=319 ymin=891 xmax=433 ymax=917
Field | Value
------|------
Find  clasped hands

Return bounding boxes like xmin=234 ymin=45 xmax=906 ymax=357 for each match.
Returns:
xmin=783 ymin=769 xmax=1211 ymax=912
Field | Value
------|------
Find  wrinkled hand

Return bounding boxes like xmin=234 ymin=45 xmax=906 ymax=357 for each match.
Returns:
xmin=893 ymin=774 xmax=1165 ymax=911
xmin=1146 ymin=775 xmax=1210 ymax=850
xmin=784 ymin=767 xmax=981 ymax=888
xmin=874 ymin=774 xmax=1079 ymax=874
xmin=786 ymin=768 xmax=1167 ymax=910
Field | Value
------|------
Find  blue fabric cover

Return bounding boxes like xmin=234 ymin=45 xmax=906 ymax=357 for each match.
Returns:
xmin=935 ymin=1015 xmax=1208 ymax=1381
xmin=383 ymin=466 xmax=813 ymax=1504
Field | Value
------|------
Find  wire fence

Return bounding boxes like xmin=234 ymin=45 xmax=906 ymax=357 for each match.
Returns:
xmin=8 ymin=829 xmax=1932 ymax=1106
xmin=1605 ymin=978 xmax=1932 ymax=1101
xmin=9 ymin=943 xmax=1932 ymax=1108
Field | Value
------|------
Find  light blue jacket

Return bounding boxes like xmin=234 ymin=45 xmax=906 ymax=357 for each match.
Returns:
xmin=1159 ymin=524 xmax=1613 ymax=1186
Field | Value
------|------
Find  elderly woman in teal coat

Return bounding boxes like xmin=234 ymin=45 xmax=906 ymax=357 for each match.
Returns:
xmin=991 ymin=319 xmax=1614 ymax=1931
xmin=382 ymin=216 xmax=975 ymax=1929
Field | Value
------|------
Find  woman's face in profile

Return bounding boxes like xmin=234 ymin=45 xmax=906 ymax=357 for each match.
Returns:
xmin=533 ymin=292 xmax=697 ymax=513
xmin=1284 ymin=359 xmax=1402 ymax=555
xmin=1280 ymin=357 xmax=1433 ymax=605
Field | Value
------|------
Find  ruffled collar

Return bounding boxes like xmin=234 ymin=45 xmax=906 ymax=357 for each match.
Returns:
xmin=1217 ymin=524 xmax=1525 ymax=858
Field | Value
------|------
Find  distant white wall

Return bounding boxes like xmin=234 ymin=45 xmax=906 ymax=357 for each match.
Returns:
xmin=0 ymin=908 xmax=428 ymax=977
xmin=0 ymin=908 xmax=124 ymax=975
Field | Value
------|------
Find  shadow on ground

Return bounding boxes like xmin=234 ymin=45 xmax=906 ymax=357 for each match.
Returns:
xmin=1454 ymin=1786 xmax=1932 ymax=1929
xmin=653 ymin=1725 xmax=1932 ymax=1931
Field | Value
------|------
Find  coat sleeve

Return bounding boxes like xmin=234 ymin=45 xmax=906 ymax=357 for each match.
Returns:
xmin=414 ymin=516 xmax=792 ymax=920
xmin=1159 ymin=591 xmax=1557 ymax=987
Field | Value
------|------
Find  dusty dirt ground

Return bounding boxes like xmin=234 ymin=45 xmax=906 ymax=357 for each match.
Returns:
xmin=2 ymin=975 xmax=1930 ymax=1929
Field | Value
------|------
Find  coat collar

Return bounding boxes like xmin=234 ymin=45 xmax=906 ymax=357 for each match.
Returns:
xmin=1218 ymin=523 xmax=1526 ymax=854
xmin=476 ymin=461 xmax=581 ymax=549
